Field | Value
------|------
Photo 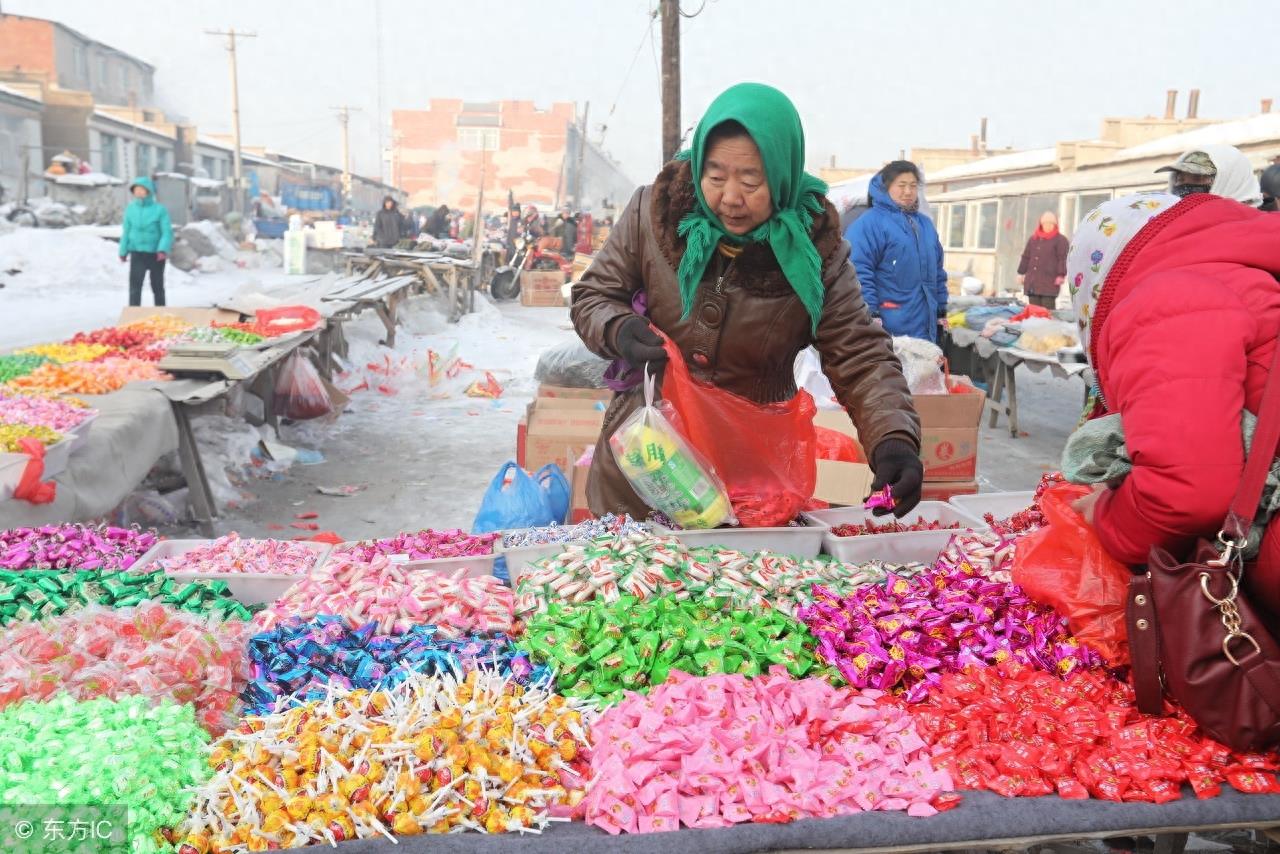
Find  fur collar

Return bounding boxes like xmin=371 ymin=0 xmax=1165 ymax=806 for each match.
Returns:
xmin=649 ymin=159 xmax=844 ymax=296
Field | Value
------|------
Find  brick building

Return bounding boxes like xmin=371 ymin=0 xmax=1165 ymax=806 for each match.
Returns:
xmin=392 ymin=99 xmax=634 ymax=214
xmin=0 ymin=13 xmax=155 ymax=108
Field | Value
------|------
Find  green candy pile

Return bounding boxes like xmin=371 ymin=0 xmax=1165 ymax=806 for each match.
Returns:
xmin=0 ymin=694 xmax=212 ymax=854
xmin=0 ymin=569 xmax=258 ymax=626
xmin=519 ymin=594 xmax=831 ymax=705
xmin=0 ymin=353 xmax=51 ymax=384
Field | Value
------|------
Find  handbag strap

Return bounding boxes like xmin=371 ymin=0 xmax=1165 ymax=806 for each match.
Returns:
xmin=1224 ymin=338 xmax=1280 ymax=543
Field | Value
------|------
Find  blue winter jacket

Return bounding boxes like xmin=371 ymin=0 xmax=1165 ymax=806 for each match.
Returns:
xmin=845 ymin=175 xmax=948 ymax=341
xmin=119 ymin=177 xmax=174 ymax=256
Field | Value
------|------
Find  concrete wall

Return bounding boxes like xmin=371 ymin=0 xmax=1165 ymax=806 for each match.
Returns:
xmin=0 ymin=98 xmax=42 ymax=199
xmin=50 ymin=22 xmax=153 ymax=107
xmin=87 ymin=119 xmax=174 ymax=183
xmin=562 ymin=123 xmax=636 ymax=216
xmin=393 ymin=100 xmax=577 ymax=212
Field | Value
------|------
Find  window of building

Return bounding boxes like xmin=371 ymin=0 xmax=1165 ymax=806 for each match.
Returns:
xmin=120 ymin=65 xmax=130 ymax=91
xmin=136 ymin=143 xmax=153 ymax=177
xmin=201 ymin=155 xmax=217 ymax=178
xmin=156 ymin=149 xmax=171 ymax=173
xmin=1076 ymin=192 xmax=1112 ymax=223
xmin=74 ymin=46 xmax=87 ymax=80
xmin=946 ymin=203 xmax=967 ymax=249
xmin=976 ymin=201 xmax=999 ymax=250
xmin=97 ymin=56 xmax=108 ymax=87
xmin=457 ymin=127 xmax=499 ymax=151
xmin=100 ymin=134 xmax=119 ymax=177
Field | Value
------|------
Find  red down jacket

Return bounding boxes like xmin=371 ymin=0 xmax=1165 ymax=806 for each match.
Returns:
xmin=1091 ymin=194 xmax=1280 ymax=614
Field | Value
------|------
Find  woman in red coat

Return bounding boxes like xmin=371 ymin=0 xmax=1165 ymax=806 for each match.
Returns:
xmin=1017 ymin=211 xmax=1069 ymax=310
xmin=1068 ymin=193 xmax=1280 ymax=614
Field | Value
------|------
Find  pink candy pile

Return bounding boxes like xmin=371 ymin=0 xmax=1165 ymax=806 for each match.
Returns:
xmin=0 ymin=601 xmax=251 ymax=734
xmin=583 ymin=668 xmax=952 ymax=834
xmin=156 ymin=533 xmax=322 ymax=575
xmin=936 ymin=531 xmax=1016 ymax=584
xmin=798 ymin=565 xmax=1102 ymax=703
xmin=254 ymin=554 xmax=514 ymax=636
xmin=0 ymin=393 xmax=95 ymax=432
xmin=335 ymin=528 xmax=498 ymax=563
xmin=0 ymin=523 xmax=158 ymax=571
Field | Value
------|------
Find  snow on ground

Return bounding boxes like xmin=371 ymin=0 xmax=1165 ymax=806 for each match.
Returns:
xmin=187 ymin=293 xmax=577 ymax=540
xmin=0 ymin=226 xmax=301 ymax=349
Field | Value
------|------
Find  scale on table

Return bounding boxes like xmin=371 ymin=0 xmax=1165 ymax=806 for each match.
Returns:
xmin=159 ymin=343 xmax=259 ymax=380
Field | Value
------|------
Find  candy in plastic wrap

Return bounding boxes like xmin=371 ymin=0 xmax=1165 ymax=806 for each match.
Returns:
xmin=583 ymin=668 xmax=952 ymax=833
xmin=0 ymin=523 xmax=159 ymax=571
xmin=910 ymin=663 xmax=1280 ymax=803
xmin=0 ymin=694 xmax=212 ymax=854
xmin=0 ymin=567 xmax=255 ymax=625
xmin=180 ymin=670 xmax=595 ymax=847
xmin=609 ymin=372 xmax=733 ymax=530
xmin=0 ymin=601 xmax=250 ymax=733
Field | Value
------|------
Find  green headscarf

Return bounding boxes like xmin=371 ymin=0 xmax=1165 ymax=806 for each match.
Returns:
xmin=676 ymin=82 xmax=829 ymax=332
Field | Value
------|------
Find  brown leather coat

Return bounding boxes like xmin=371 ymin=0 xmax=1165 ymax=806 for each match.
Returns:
xmin=570 ymin=160 xmax=920 ymax=518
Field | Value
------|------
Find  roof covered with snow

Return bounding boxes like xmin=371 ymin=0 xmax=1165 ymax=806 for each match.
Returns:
xmin=928 ymin=148 xmax=1057 ymax=182
xmin=1106 ymin=113 xmax=1280 ymax=163
xmin=91 ymin=110 xmax=176 ymax=143
xmin=0 ymin=83 xmax=41 ymax=109
xmin=50 ymin=172 xmax=124 ymax=187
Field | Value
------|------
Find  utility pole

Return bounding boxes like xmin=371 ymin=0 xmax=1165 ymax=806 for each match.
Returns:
xmin=573 ymin=102 xmax=590 ymax=210
xmin=659 ymin=0 xmax=681 ymax=163
xmin=332 ymin=105 xmax=362 ymax=208
xmin=205 ymin=27 xmax=256 ymax=213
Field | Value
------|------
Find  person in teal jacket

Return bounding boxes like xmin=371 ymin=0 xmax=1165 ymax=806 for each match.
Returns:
xmin=119 ymin=176 xmax=173 ymax=306
xmin=845 ymin=162 xmax=948 ymax=342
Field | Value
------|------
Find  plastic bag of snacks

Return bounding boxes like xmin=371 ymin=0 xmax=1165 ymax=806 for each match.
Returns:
xmin=273 ymin=351 xmax=333 ymax=420
xmin=609 ymin=369 xmax=733 ymax=530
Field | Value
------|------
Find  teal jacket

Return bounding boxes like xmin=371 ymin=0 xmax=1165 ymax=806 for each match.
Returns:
xmin=119 ymin=177 xmax=174 ymax=256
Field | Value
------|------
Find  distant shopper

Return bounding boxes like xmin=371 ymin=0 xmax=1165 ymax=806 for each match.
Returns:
xmin=846 ymin=161 xmax=948 ymax=342
xmin=522 ymin=205 xmax=544 ymax=240
xmin=372 ymin=196 xmax=402 ymax=248
xmin=555 ymin=207 xmax=578 ymax=255
xmin=427 ymin=204 xmax=450 ymax=238
xmin=1017 ymin=211 xmax=1069 ymax=310
xmin=1259 ymin=164 xmax=1280 ymax=212
xmin=118 ymin=177 xmax=173 ymax=307
xmin=1155 ymin=145 xmax=1262 ymax=205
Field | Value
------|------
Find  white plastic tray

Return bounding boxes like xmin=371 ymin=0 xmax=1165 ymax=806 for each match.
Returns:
xmin=949 ymin=491 xmax=1036 ymax=525
xmin=802 ymin=502 xmax=988 ymax=566
xmin=331 ymin=542 xmax=497 ymax=578
xmin=132 ymin=538 xmax=330 ymax=606
xmin=0 ymin=435 xmax=73 ymax=500
xmin=501 ymin=541 xmax=574 ymax=589
xmin=653 ymin=524 xmax=825 ymax=558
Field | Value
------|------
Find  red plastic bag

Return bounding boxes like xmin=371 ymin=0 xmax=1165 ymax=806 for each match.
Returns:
xmin=273 ymin=352 xmax=333 ymax=420
xmin=254 ymin=305 xmax=322 ymax=335
xmin=13 ymin=437 xmax=55 ymax=504
xmin=1011 ymin=483 xmax=1131 ymax=665
xmin=659 ymin=338 xmax=816 ymax=527
xmin=815 ymin=426 xmax=863 ymax=463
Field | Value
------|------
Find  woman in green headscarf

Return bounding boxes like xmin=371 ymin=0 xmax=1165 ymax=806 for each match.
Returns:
xmin=571 ymin=82 xmax=922 ymax=521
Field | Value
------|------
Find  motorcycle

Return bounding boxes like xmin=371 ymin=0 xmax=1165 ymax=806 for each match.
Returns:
xmin=489 ymin=229 xmax=572 ymax=301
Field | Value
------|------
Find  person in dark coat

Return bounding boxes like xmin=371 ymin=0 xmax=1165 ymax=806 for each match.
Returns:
xmin=1260 ymin=164 xmax=1280 ymax=212
xmin=372 ymin=196 xmax=402 ymax=248
xmin=1017 ymin=211 xmax=1070 ymax=309
xmin=555 ymin=207 xmax=578 ymax=256
xmin=427 ymin=204 xmax=451 ymax=238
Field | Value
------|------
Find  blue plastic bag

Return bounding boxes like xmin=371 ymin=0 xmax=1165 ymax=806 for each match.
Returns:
xmin=535 ymin=464 xmax=570 ymax=525
xmin=472 ymin=461 xmax=556 ymax=534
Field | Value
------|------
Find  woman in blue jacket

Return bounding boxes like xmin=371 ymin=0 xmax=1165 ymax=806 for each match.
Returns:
xmin=118 ymin=176 xmax=173 ymax=306
xmin=845 ymin=161 xmax=947 ymax=342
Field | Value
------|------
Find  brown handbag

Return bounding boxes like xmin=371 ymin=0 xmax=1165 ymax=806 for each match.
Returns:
xmin=1127 ymin=341 xmax=1280 ymax=752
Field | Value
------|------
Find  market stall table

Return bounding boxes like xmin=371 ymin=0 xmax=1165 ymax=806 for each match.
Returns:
xmin=946 ymin=326 xmax=1089 ymax=438
xmin=344 ymin=250 xmax=480 ymax=323
xmin=0 ymin=382 xmax=177 ymax=527
xmin=274 ymin=788 xmax=1280 ymax=853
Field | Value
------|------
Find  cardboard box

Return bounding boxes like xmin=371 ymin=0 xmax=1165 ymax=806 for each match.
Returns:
xmin=569 ymin=461 xmax=591 ymax=523
xmin=920 ymin=427 xmax=979 ymax=481
xmin=813 ymin=460 xmax=874 ymax=507
xmin=538 ymin=384 xmax=613 ymax=402
xmin=520 ymin=271 xmax=566 ymax=307
xmin=914 ymin=378 xmax=986 ymax=428
xmin=118 ymin=307 xmax=240 ymax=326
xmin=922 ymin=479 xmax=979 ymax=502
xmin=523 ymin=399 xmax=605 ymax=474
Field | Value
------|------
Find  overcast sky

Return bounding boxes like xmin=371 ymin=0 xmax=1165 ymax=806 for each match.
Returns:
xmin=14 ymin=0 xmax=1280 ymax=185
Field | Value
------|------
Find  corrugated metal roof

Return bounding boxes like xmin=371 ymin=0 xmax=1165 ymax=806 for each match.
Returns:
xmin=929 ymin=148 xmax=1057 ymax=181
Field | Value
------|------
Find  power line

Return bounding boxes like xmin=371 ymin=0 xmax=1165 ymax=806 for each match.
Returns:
xmin=598 ymin=9 xmax=659 ymax=149
xmin=679 ymin=1 xmax=708 ymax=17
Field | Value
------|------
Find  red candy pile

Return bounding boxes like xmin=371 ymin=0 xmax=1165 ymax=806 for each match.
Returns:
xmin=832 ymin=519 xmax=961 ymax=537
xmin=909 ymin=663 xmax=1280 ymax=803
xmin=984 ymin=472 xmax=1066 ymax=536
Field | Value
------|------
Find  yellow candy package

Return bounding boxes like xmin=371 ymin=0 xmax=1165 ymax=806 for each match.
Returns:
xmin=608 ymin=369 xmax=734 ymax=529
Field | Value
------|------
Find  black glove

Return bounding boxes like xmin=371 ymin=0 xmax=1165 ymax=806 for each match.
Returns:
xmin=615 ymin=316 xmax=668 ymax=374
xmin=870 ymin=438 xmax=924 ymax=517
xmin=937 ymin=305 xmax=949 ymax=319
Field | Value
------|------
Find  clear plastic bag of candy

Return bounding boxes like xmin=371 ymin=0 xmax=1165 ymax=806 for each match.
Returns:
xmin=273 ymin=351 xmax=333 ymax=421
xmin=609 ymin=369 xmax=734 ymax=530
